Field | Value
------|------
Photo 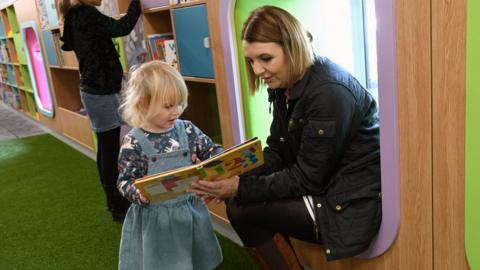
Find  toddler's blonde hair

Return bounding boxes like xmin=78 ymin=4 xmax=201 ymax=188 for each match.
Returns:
xmin=121 ymin=61 xmax=188 ymax=128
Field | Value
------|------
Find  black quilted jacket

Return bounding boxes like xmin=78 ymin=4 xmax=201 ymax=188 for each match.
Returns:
xmin=236 ymin=56 xmax=382 ymax=260
xmin=61 ymin=0 xmax=141 ymax=94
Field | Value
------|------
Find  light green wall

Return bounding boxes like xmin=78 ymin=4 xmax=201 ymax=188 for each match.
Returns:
xmin=465 ymin=0 xmax=480 ymax=269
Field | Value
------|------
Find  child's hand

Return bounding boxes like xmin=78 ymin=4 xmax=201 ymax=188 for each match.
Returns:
xmin=191 ymin=153 xmax=201 ymax=164
xmin=137 ymin=190 xmax=150 ymax=204
xmin=196 ymin=194 xmax=224 ymax=205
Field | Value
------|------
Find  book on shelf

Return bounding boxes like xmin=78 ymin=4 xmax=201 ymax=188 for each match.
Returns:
xmin=163 ymin=39 xmax=178 ymax=70
xmin=134 ymin=137 xmax=264 ymax=203
xmin=52 ymin=31 xmax=65 ymax=66
xmin=36 ymin=0 xmax=51 ymax=30
xmin=36 ymin=0 xmax=59 ymax=30
xmin=147 ymin=33 xmax=172 ymax=61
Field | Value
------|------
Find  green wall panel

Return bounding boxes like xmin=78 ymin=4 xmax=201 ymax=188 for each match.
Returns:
xmin=466 ymin=0 xmax=480 ymax=269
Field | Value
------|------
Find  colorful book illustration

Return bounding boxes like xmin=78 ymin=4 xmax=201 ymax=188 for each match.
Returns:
xmin=163 ymin=39 xmax=178 ymax=69
xmin=146 ymin=33 xmax=178 ymax=69
xmin=134 ymin=137 xmax=264 ymax=203
xmin=147 ymin=33 xmax=172 ymax=61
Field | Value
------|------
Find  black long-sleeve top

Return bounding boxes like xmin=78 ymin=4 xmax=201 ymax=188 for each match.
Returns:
xmin=61 ymin=0 xmax=141 ymax=94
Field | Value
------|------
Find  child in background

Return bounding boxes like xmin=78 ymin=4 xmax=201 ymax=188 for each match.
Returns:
xmin=117 ymin=61 xmax=223 ymax=270
xmin=59 ymin=0 xmax=141 ymax=222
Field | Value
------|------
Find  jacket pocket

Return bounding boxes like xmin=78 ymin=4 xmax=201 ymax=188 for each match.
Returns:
xmin=305 ymin=120 xmax=336 ymax=138
xmin=301 ymin=120 xmax=336 ymax=153
xmin=326 ymin=187 xmax=382 ymax=246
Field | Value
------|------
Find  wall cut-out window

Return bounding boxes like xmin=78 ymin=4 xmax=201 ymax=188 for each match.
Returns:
xmin=217 ymin=0 xmax=399 ymax=258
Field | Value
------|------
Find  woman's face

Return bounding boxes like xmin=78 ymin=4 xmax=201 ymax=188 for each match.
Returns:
xmin=243 ymin=41 xmax=288 ymax=89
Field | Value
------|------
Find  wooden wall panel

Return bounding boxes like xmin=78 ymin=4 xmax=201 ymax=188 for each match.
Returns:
xmin=393 ymin=0 xmax=433 ymax=268
xmin=432 ymin=0 xmax=470 ymax=269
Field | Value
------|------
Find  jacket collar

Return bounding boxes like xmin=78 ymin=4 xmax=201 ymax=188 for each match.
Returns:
xmin=268 ymin=56 xmax=321 ymax=102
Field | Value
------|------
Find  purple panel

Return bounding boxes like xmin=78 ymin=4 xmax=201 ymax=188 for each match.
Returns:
xmin=357 ymin=0 xmax=400 ymax=258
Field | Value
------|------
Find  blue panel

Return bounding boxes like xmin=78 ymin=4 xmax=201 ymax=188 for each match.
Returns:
xmin=172 ymin=4 xmax=214 ymax=78
xmin=42 ymin=30 xmax=58 ymax=66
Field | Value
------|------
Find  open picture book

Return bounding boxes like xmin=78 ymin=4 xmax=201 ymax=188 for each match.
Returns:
xmin=134 ymin=137 xmax=264 ymax=203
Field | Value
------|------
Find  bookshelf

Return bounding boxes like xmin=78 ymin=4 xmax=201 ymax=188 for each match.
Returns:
xmin=0 ymin=0 xmax=235 ymax=222
xmin=37 ymin=0 xmax=94 ymax=149
xmin=35 ymin=0 xmax=234 ymax=152
xmin=0 ymin=4 xmax=37 ymax=118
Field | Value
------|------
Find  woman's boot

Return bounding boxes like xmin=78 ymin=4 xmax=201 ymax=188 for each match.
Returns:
xmin=245 ymin=234 xmax=302 ymax=270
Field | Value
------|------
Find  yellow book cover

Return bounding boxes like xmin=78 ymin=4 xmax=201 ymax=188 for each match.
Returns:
xmin=134 ymin=137 xmax=264 ymax=203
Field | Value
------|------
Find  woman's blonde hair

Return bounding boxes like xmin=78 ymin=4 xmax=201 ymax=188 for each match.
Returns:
xmin=120 ymin=61 xmax=188 ymax=128
xmin=241 ymin=5 xmax=314 ymax=94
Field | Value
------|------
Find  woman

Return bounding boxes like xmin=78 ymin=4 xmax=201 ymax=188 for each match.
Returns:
xmin=59 ymin=0 xmax=141 ymax=221
xmin=189 ymin=5 xmax=382 ymax=269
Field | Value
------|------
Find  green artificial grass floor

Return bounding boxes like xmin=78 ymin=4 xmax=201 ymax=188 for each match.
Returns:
xmin=0 ymin=134 xmax=257 ymax=270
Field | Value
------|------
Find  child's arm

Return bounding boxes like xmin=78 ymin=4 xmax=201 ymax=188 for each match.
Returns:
xmin=117 ymin=133 xmax=150 ymax=205
xmin=184 ymin=120 xmax=223 ymax=161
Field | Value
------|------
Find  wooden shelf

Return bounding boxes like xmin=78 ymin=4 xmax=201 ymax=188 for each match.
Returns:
xmin=50 ymin=67 xmax=81 ymax=111
xmin=49 ymin=65 xmax=79 ymax=71
xmin=143 ymin=0 xmax=206 ymax=13
xmin=183 ymin=76 xmax=215 ymax=84
xmin=171 ymin=0 xmax=206 ymax=9
xmin=57 ymin=107 xmax=95 ymax=150
xmin=143 ymin=5 xmax=170 ymax=14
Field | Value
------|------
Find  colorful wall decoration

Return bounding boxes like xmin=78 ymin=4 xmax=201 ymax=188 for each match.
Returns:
xmin=21 ymin=21 xmax=55 ymax=118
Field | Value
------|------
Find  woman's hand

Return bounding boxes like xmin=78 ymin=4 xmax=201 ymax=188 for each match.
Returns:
xmin=188 ymin=175 xmax=240 ymax=201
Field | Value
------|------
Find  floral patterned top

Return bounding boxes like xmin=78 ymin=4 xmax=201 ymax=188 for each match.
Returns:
xmin=117 ymin=120 xmax=223 ymax=205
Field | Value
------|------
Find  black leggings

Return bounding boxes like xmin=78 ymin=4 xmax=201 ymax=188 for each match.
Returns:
xmin=96 ymin=127 xmax=129 ymax=213
xmin=226 ymin=197 xmax=320 ymax=247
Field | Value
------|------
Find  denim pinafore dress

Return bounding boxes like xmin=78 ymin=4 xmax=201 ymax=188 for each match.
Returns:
xmin=119 ymin=121 xmax=222 ymax=270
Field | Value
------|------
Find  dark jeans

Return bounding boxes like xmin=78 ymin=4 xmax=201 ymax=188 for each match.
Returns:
xmin=226 ymin=197 xmax=320 ymax=247
xmin=96 ymin=127 xmax=130 ymax=213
